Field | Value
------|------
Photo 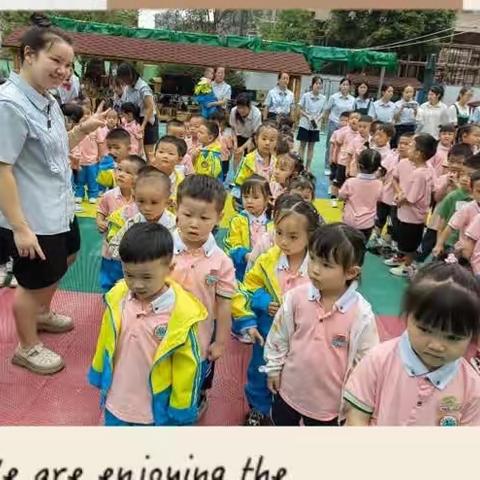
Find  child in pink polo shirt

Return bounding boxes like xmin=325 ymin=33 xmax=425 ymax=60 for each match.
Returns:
xmin=166 ymin=119 xmax=195 ymax=176
xmin=120 ymin=102 xmax=143 ymax=156
xmin=428 ymin=124 xmax=455 ymax=177
xmin=264 ymin=223 xmax=379 ymax=425
xmin=232 ymin=197 xmax=321 ymax=426
xmin=328 ymin=112 xmax=350 ymax=200
xmin=457 ymin=124 xmax=480 ymax=152
xmin=170 ymin=175 xmax=236 ymax=417
xmin=370 ymin=131 xmax=413 ymax=255
xmin=97 ymin=155 xmax=146 ymax=293
xmin=73 ymin=105 xmax=101 ymax=204
xmin=433 ymin=167 xmax=480 ymax=258
xmin=463 ymin=213 xmax=480 ymax=277
xmin=346 ymin=114 xmax=372 ymax=178
xmin=344 ymin=260 xmax=480 ymax=426
xmin=339 ymin=149 xmax=382 ymax=242
xmin=331 ymin=112 xmax=361 ymax=207
xmin=389 ymin=134 xmax=437 ymax=278
xmin=89 ymin=223 xmax=208 ymax=426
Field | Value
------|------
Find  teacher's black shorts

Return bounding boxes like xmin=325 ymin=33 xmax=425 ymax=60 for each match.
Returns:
xmin=296 ymin=126 xmax=320 ymax=143
xmin=0 ymin=217 xmax=81 ymax=290
xmin=142 ymin=116 xmax=159 ymax=146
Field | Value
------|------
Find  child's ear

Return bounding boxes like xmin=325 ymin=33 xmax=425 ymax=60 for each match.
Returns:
xmin=346 ymin=265 xmax=361 ymax=282
xmin=169 ymin=261 xmax=176 ymax=273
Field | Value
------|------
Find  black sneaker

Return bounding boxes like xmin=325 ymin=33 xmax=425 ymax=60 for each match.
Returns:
xmin=244 ymin=409 xmax=271 ymax=426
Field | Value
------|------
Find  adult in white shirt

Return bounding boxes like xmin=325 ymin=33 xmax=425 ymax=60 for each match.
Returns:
xmin=210 ymin=66 xmax=232 ymax=111
xmin=229 ymin=93 xmax=262 ymax=166
xmin=263 ymin=72 xmax=295 ymax=121
xmin=448 ymin=87 xmax=474 ymax=127
xmin=51 ymin=68 xmax=81 ymax=104
xmin=416 ymin=85 xmax=450 ymax=139
xmin=297 ymin=76 xmax=326 ymax=171
xmin=392 ymin=84 xmax=419 ymax=148
xmin=368 ymin=84 xmax=396 ymax=124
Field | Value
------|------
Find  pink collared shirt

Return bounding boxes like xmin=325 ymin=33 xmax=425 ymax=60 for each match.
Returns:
xmin=330 ymin=126 xmax=349 ymax=165
xmin=337 ymin=128 xmax=359 ymax=167
xmin=348 ymin=134 xmax=369 ymax=177
xmin=380 ymin=151 xmax=401 ymax=206
xmin=265 ymin=282 xmax=377 ymax=422
xmin=177 ymin=154 xmax=195 ymax=176
xmin=170 ymin=231 xmax=236 ymax=358
xmin=254 ymin=151 xmax=275 ymax=181
xmin=428 ymin=144 xmax=450 ymax=178
xmin=397 ymin=164 xmax=435 ymax=224
xmin=122 ymin=120 xmax=143 ymax=155
xmin=275 ymin=253 xmax=310 ymax=295
xmin=465 ymin=214 xmax=480 ymax=274
xmin=98 ymin=187 xmax=134 ymax=258
xmin=73 ymin=132 xmax=99 ymax=166
xmin=270 ymin=181 xmax=285 ymax=200
xmin=106 ymin=287 xmax=175 ymax=424
xmin=344 ymin=335 xmax=480 ymax=426
xmin=449 ymin=201 xmax=480 ymax=249
xmin=339 ymin=175 xmax=383 ymax=229
xmin=96 ymin=126 xmax=111 ymax=158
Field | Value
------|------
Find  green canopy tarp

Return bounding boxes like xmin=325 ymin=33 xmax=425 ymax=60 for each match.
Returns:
xmin=50 ymin=15 xmax=397 ymax=72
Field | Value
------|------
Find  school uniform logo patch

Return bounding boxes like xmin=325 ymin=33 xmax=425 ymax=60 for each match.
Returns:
xmin=438 ymin=396 xmax=461 ymax=426
xmin=154 ymin=324 xmax=167 ymax=339
xmin=331 ymin=334 xmax=348 ymax=348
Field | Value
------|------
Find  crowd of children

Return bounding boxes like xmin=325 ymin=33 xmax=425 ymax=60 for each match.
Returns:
xmin=3 ymin=77 xmax=480 ymax=428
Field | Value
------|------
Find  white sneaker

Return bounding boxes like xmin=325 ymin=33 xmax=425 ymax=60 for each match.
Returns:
xmin=384 ymin=255 xmax=404 ymax=267
xmin=37 ymin=312 xmax=74 ymax=334
xmin=75 ymin=197 xmax=83 ymax=204
xmin=390 ymin=265 xmax=414 ymax=278
xmin=330 ymin=198 xmax=338 ymax=208
xmin=8 ymin=275 xmax=18 ymax=288
xmin=12 ymin=343 xmax=64 ymax=375
xmin=88 ymin=198 xmax=97 ymax=204
xmin=324 ymin=168 xmax=331 ymax=176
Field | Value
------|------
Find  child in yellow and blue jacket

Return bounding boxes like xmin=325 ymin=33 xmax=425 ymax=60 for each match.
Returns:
xmin=224 ymin=175 xmax=274 ymax=282
xmin=89 ymin=222 xmax=207 ymax=426
xmin=232 ymin=195 xmax=321 ymax=426
xmin=232 ymin=121 xmax=279 ymax=206
xmin=192 ymin=120 xmax=222 ymax=178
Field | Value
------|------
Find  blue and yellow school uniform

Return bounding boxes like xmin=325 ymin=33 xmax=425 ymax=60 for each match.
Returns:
xmin=168 ymin=169 xmax=184 ymax=215
xmin=97 ymin=154 xmax=116 ymax=190
xmin=224 ymin=210 xmax=274 ymax=281
xmin=232 ymin=245 xmax=308 ymax=415
xmin=194 ymin=141 xmax=222 ymax=178
xmin=88 ymin=279 xmax=207 ymax=426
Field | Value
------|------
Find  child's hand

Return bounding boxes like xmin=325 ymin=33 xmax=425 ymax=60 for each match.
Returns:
xmin=207 ymin=341 xmax=225 ymax=362
xmin=267 ymin=374 xmax=281 ymax=394
xmin=191 ymin=147 xmax=201 ymax=159
xmin=247 ymin=327 xmax=264 ymax=346
xmin=97 ymin=219 xmax=108 ymax=233
xmin=432 ymin=244 xmax=443 ymax=258
xmin=268 ymin=302 xmax=280 ymax=317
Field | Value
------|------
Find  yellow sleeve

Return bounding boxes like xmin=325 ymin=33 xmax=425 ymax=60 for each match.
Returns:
xmin=224 ymin=215 xmax=248 ymax=253
xmin=233 ymin=154 xmax=254 ymax=187
xmin=106 ymin=207 xmax=127 ymax=243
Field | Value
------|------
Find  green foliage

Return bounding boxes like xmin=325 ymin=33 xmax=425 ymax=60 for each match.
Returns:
xmin=326 ymin=10 xmax=456 ymax=56
xmin=258 ymin=10 xmax=318 ymax=44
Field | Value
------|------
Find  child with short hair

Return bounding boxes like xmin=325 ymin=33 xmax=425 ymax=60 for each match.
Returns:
xmin=339 ymin=149 xmax=383 ymax=241
xmin=72 ymin=104 xmax=100 ymax=204
xmin=369 ymin=131 xmax=413 ymax=254
xmin=167 ymin=119 xmax=195 ymax=176
xmin=186 ymin=114 xmax=204 ymax=156
xmin=346 ymin=114 xmax=372 ymax=178
xmin=389 ymin=134 xmax=437 ymax=278
xmin=194 ymin=67 xmax=217 ymax=119
xmin=330 ymin=112 xmax=361 ymax=207
xmin=233 ymin=122 xmax=280 ymax=200
xmin=344 ymin=259 xmax=480 ymax=426
xmin=89 ymin=222 xmax=208 ymax=426
xmin=212 ymin=109 xmax=235 ymax=182
xmin=151 ymin=135 xmax=187 ymax=214
xmin=417 ymin=145 xmax=475 ymax=263
xmin=270 ymin=151 xmax=304 ymax=200
xmin=108 ymin=166 xmax=176 ymax=263
xmin=429 ymin=124 xmax=455 ymax=177
xmin=97 ymin=128 xmax=132 ymax=192
xmin=232 ymin=196 xmax=321 ymax=426
xmin=456 ymin=124 xmax=480 ymax=150
xmin=328 ymin=111 xmax=350 ymax=181
xmin=192 ymin=120 xmax=223 ymax=178
xmin=170 ymin=174 xmax=236 ymax=417
xmin=433 ymin=167 xmax=480 ymax=259
xmin=264 ymin=223 xmax=379 ymax=425
xmin=120 ymin=102 xmax=143 ymax=156
xmin=97 ymin=155 xmax=146 ymax=292
xmin=224 ymin=175 xmax=274 ymax=281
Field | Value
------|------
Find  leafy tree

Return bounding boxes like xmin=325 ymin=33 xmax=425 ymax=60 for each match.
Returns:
xmin=326 ymin=10 xmax=456 ymax=57
xmin=258 ymin=10 xmax=320 ymax=44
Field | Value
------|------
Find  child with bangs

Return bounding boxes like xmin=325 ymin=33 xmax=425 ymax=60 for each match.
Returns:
xmin=345 ymin=259 xmax=480 ymax=426
xmin=270 ymin=150 xmax=304 ymax=200
xmin=264 ymin=223 xmax=378 ymax=425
